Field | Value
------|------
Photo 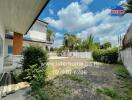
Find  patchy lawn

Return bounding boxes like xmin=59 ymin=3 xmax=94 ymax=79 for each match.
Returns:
xmin=43 ymin=58 xmax=132 ymax=100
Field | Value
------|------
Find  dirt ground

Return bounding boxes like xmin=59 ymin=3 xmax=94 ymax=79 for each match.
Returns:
xmin=4 ymin=58 xmax=132 ymax=100
xmin=44 ymin=58 xmax=132 ymax=100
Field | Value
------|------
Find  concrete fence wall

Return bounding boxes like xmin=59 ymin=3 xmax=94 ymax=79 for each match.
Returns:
xmin=62 ymin=52 xmax=92 ymax=59
xmin=49 ymin=52 xmax=57 ymax=56
xmin=120 ymin=47 xmax=132 ymax=76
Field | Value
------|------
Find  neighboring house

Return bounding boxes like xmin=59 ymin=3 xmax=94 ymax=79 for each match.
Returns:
xmin=4 ymin=20 xmax=52 ymax=57
xmin=120 ymin=23 xmax=132 ymax=76
xmin=0 ymin=0 xmax=49 ymax=73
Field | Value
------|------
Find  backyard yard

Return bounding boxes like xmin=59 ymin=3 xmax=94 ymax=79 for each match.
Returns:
xmin=43 ymin=58 xmax=132 ymax=100
xmin=3 ymin=57 xmax=132 ymax=100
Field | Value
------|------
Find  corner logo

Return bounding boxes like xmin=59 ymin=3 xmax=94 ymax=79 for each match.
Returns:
xmin=111 ymin=6 xmax=125 ymax=16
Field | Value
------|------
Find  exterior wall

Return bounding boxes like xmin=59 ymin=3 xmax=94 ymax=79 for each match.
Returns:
xmin=4 ymin=39 xmax=13 ymax=57
xmin=23 ymin=41 xmax=47 ymax=50
xmin=5 ymin=39 xmax=47 ymax=56
xmin=26 ymin=21 xmax=47 ymax=42
xmin=0 ymin=23 xmax=5 ymax=73
xmin=5 ymin=39 xmax=48 ymax=68
xmin=13 ymin=32 xmax=23 ymax=55
xmin=62 ymin=52 xmax=92 ymax=59
xmin=120 ymin=47 xmax=132 ymax=76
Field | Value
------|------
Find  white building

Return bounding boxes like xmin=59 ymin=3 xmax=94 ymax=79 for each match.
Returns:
xmin=5 ymin=20 xmax=52 ymax=57
xmin=0 ymin=0 xmax=49 ymax=73
xmin=4 ymin=20 xmax=52 ymax=69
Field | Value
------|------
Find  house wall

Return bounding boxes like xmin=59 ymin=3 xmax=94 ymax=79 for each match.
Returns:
xmin=5 ymin=39 xmax=48 ymax=68
xmin=120 ymin=46 xmax=132 ymax=76
xmin=23 ymin=41 xmax=47 ymax=49
xmin=26 ymin=21 xmax=47 ymax=42
xmin=5 ymin=39 xmax=47 ymax=56
xmin=0 ymin=23 xmax=5 ymax=73
xmin=4 ymin=39 xmax=13 ymax=57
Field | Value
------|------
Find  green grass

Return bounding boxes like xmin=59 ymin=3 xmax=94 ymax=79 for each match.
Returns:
xmin=96 ymin=87 xmax=118 ymax=99
xmin=61 ymin=74 xmax=83 ymax=82
xmin=96 ymin=64 xmax=132 ymax=100
xmin=115 ymin=65 xmax=132 ymax=97
xmin=96 ymin=87 xmax=132 ymax=100
xmin=115 ymin=65 xmax=130 ymax=80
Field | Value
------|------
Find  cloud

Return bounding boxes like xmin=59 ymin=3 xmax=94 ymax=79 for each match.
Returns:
xmin=118 ymin=0 xmax=127 ymax=5
xmin=99 ymin=35 xmax=118 ymax=45
xmin=80 ymin=0 xmax=93 ymax=10
xmin=52 ymin=39 xmax=63 ymax=47
xmin=49 ymin=9 xmax=54 ymax=15
xmin=44 ymin=2 xmax=112 ymax=32
xmin=44 ymin=2 xmax=96 ymax=32
xmin=81 ymin=0 xmax=93 ymax=5
xmin=55 ymin=32 xmax=63 ymax=38
xmin=44 ymin=1 xmax=132 ymax=46
xmin=52 ymin=32 xmax=64 ymax=47
xmin=45 ymin=17 xmax=63 ymax=29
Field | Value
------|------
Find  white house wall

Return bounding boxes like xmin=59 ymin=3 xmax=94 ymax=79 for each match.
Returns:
xmin=0 ymin=23 xmax=5 ymax=73
xmin=27 ymin=21 xmax=47 ymax=42
xmin=5 ymin=39 xmax=47 ymax=56
xmin=23 ymin=41 xmax=47 ymax=50
xmin=120 ymin=47 xmax=132 ymax=76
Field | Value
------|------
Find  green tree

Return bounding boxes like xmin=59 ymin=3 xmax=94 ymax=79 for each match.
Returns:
xmin=91 ymin=42 xmax=101 ymax=50
xmin=83 ymin=34 xmax=94 ymax=51
xmin=101 ymin=42 xmax=112 ymax=49
xmin=47 ymin=29 xmax=55 ymax=42
xmin=122 ymin=0 xmax=132 ymax=13
xmin=63 ymin=33 xmax=81 ymax=51
xmin=94 ymin=42 xmax=100 ymax=49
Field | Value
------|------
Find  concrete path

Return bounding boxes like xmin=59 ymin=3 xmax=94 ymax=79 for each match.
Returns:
xmin=3 ymin=88 xmax=30 ymax=100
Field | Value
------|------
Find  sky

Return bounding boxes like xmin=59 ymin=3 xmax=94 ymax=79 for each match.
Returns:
xmin=39 ymin=0 xmax=132 ymax=47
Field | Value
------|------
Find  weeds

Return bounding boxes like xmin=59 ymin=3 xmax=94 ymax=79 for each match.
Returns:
xmin=96 ymin=87 xmax=117 ymax=99
xmin=96 ymin=64 xmax=132 ymax=100
xmin=62 ymin=74 xmax=83 ymax=82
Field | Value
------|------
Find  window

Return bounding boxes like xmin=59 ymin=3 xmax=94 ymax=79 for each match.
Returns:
xmin=8 ymin=46 xmax=13 ymax=54
xmin=0 ymin=36 xmax=3 ymax=57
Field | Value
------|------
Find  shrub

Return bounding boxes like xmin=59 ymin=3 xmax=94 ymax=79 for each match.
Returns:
xmin=24 ymin=65 xmax=49 ymax=100
xmin=24 ymin=65 xmax=47 ymax=86
xmin=21 ymin=45 xmax=48 ymax=70
xmin=92 ymin=48 xmax=118 ymax=64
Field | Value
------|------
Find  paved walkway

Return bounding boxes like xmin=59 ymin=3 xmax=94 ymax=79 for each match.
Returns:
xmin=3 ymin=88 xmax=30 ymax=100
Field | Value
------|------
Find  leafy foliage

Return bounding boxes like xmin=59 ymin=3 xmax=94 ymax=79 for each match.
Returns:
xmin=122 ymin=0 xmax=132 ymax=13
xmin=21 ymin=45 xmax=48 ymax=70
xmin=100 ymin=42 xmax=112 ymax=49
xmin=83 ymin=34 xmax=94 ymax=51
xmin=63 ymin=33 xmax=81 ymax=51
xmin=92 ymin=48 xmax=118 ymax=64
xmin=24 ymin=65 xmax=47 ymax=86
xmin=24 ymin=65 xmax=49 ymax=100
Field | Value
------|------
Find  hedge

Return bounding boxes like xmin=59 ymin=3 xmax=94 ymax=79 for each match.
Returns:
xmin=92 ymin=48 xmax=118 ymax=64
